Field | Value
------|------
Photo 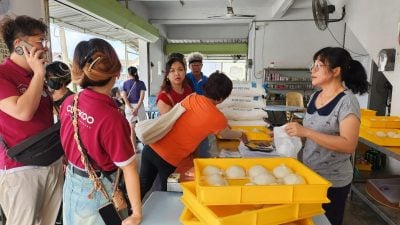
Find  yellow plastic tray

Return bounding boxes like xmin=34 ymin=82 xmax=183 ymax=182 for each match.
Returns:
xmin=360 ymin=108 xmax=376 ymax=117
xmin=359 ymin=126 xmax=400 ymax=146
xmin=194 ymin=158 xmax=331 ymax=205
xmin=180 ymin=207 xmax=315 ymax=225
xmin=361 ymin=116 xmax=400 ymax=129
xmin=181 ymin=182 xmax=323 ymax=225
xmin=217 ymin=140 xmax=240 ymax=150
xmin=231 ymin=126 xmax=271 ymax=141
xmin=384 ymin=117 xmax=400 ymax=128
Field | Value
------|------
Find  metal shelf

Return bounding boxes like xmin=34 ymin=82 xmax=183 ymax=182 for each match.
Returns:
xmin=265 ymin=80 xmax=312 ymax=83
xmin=352 ymin=137 xmax=400 ymax=225
xmin=359 ymin=137 xmax=400 ymax=161
xmin=351 ymin=183 xmax=400 ymax=225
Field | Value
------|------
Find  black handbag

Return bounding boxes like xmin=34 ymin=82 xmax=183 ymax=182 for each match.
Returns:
xmin=1 ymin=122 xmax=64 ymax=166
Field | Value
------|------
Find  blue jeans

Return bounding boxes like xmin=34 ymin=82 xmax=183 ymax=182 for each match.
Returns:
xmin=195 ymin=136 xmax=211 ymax=158
xmin=63 ymin=167 xmax=124 ymax=225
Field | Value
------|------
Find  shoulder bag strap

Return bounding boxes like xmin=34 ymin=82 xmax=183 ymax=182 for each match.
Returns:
xmin=162 ymin=91 xmax=175 ymax=106
xmin=126 ymin=81 xmax=137 ymax=99
xmin=72 ymin=93 xmax=112 ymax=201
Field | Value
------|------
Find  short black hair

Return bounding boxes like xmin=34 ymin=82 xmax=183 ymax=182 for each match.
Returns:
xmin=45 ymin=61 xmax=71 ymax=90
xmin=110 ymin=87 xmax=120 ymax=97
xmin=203 ymin=71 xmax=232 ymax=101
xmin=0 ymin=15 xmax=47 ymax=53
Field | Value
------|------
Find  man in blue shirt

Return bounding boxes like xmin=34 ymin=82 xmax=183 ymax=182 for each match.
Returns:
xmin=185 ymin=52 xmax=211 ymax=157
xmin=186 ymin=52 xmax=208 ymax=94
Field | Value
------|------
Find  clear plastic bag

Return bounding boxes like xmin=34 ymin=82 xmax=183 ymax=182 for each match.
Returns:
xmin=273 ymin=125 xmax=302 ymax=158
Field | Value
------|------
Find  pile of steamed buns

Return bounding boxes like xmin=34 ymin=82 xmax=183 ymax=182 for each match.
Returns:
xmin=202 ymin=164 xmax=305 ymax=186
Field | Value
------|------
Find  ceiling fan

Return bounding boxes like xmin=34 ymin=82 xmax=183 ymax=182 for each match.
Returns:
xmin=208 ymin=0 xmax=255 ymax=19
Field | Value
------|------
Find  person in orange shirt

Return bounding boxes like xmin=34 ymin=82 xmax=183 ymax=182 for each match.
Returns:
xmin=139 ymin=71 xmax=247 ymax=199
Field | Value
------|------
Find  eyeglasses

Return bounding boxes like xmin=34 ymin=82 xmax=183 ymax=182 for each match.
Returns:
xmin=190 ymin=63 xmax=202 ymax=67
xmin=34 ymin=39 xmax=50 ymax=48
xmin=309 ymin=62 xmax=328 ymax=72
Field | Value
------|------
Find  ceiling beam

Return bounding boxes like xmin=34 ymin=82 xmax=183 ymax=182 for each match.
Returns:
xmin=58 ymin=0 xmax=160 ymax=42
xmin=270 ymin=0 xmax=294 ymax=18
xmin=165 ymin=43 xmax=247 ymax=55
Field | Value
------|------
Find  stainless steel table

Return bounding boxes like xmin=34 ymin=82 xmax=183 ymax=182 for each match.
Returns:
xmin=264 ymin=105 xmax=304 ymax=112
xmin=264 ymin=105 xmax=305 ymax=122
xmin=141 ymin=191 xmax=331 ymax=225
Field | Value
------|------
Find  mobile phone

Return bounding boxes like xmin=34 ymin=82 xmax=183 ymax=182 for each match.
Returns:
xmin=14 ymin=41 xmax=33 ymax=56
xmin=20 ymin=41 xmax=33 ymax=52
xmin=98 ymin=202 xmax=122 ymax=225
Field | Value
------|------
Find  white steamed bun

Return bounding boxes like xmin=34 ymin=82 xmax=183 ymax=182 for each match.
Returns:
xmin=283 ymin=173 xmax=305 ymax=184
xmin=248 ymin=165 xmax=269 ymax=178
xmin=225 ymin=165 xmax=246 ymax=179
xmin=251 ymin=173 xmax=276 ymax=185
xmin=273 ymin=164 xmax=293 ymax=178
xmin=206 ymin=174 xmax=228 ymax=186
xmin=202 ymin=165 xmax=222 ymax=176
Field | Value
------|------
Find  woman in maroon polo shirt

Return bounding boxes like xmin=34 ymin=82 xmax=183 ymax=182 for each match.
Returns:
xmin=59 ymin=38 xmax=141 ymax=225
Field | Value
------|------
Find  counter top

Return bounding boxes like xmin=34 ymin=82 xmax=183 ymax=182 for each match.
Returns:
xmin=141 ymin=191 xmax=331 ymax=225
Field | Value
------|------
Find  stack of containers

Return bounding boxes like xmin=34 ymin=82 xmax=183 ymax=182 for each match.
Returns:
xmin=179 ymin=158 xmax=331 ymax=225
xmin=218 ymin=81 xmax=268 ymax=127
xmin=359 ymin=108 xmax=400 ymax=146
xmin=217 ymin=81 xmax=270 ymax=146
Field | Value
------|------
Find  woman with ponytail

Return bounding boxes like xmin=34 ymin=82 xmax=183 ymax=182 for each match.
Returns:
xmin=122 ymin=66 xmax=147 ymax=151
xmin=59 ymin=38 xmax=141 ymax=225
xmin=284 ymin=47 xmax=369 ymax=225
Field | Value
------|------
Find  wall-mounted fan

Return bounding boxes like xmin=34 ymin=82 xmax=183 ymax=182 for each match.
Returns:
xmin=208 ymin=0 xmax=255 ymax=19
xmin=312 ymin=0 xmax=341 ymax=30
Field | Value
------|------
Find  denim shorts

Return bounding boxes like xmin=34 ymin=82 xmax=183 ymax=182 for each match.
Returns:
xmin=63 ymin=167 xmax=126 ymax=225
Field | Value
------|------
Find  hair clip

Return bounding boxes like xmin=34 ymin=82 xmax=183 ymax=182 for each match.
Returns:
xmin=88 ymin=57 xmax=102 ymax=72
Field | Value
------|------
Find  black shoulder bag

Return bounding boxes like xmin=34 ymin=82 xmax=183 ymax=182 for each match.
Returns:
xmin=1 ymin=121 xmax=64 ymax=166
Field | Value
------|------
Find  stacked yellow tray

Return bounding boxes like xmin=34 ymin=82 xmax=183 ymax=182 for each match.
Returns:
xmin=179 ymin=158 xmax=330 ymax=225
xmin=194 ymin=158 xmax=330 ymax=205
xmin=359 ymin=126 xmax=400 ymax=146
xmin=361 ymin=116 xmax=400 ymax=129
xmin=180 ymin=182 xmax=323 ymax=225
xmin=360 ymin=108 xmax=376 ymax=117
xmin=180 ymin=207 xmax=315 ymax=225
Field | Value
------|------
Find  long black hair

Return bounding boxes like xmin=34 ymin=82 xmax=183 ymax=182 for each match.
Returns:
xmin=160 ymin=57 xmax=188 ymax=93
xmin=128 ymin=66 xmax=139 ymax=81
xmin=313 ymin=47 xmax=370 ymax=95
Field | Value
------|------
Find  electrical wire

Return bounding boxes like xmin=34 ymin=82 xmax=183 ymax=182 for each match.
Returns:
xmin=327 ymin=26 xmax=369 ymax=57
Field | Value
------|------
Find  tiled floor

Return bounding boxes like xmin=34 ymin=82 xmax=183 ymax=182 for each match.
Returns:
xmin=343 ymin=193 xmax=387 ymax=225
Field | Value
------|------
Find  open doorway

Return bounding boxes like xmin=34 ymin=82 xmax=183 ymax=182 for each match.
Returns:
xmin=368 ymin=62 xmax=392 ymax=116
